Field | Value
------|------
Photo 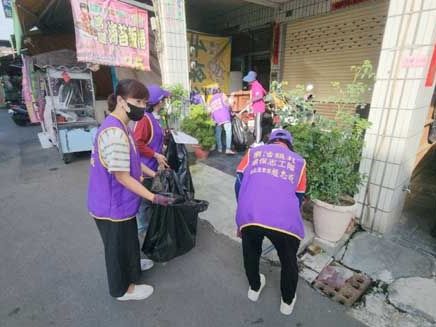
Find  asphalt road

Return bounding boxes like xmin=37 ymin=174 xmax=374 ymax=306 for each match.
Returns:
xmin=0 ymin=111 xmax=365 ymax=327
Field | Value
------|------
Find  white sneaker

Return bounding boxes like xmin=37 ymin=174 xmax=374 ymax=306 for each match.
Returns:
xmin=280 ymin=295 xmax=297 ymax=315
xmin=117 ymin=284 xmax=154 ymax=301
xmin=140 ymin=258 xmax=154 ymax=271
xmin=248 ymin=274 xmax=266 ymax=302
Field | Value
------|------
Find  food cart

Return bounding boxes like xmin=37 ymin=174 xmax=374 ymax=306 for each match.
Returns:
xmin=43 ymin=67 xmax=98 ymax=163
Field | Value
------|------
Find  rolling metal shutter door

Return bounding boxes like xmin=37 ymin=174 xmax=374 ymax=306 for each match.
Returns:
xmin=281 ymin=0 xmax=389 ymax=105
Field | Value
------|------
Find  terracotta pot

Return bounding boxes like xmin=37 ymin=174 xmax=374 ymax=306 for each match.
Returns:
xmin=193 ymin=145 xmax=210 ymax=160
xmin=313 ymin=199 xmax=356 ymax=242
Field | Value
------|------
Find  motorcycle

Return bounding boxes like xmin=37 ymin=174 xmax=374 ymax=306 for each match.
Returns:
xmin=7 ymin=102 xmax=31 ymax=127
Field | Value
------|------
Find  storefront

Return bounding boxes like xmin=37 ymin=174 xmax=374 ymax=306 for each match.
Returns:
xmin=11 ymin=0 xmax=161 ymax=161
xmin=186 ymin=0 xmax=279 ymax=93
xmin=280 ymin=0 xmax=388 ymax=108
xmin=12 ymin=0 xmax=160 ymax=98
xmin=186 ymin=0 xmax=436 ymax=236
xmin=186 ymin=0 xmax=388 ymax=97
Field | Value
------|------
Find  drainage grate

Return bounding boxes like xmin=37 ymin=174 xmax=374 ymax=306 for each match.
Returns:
xmin=313 ymin=263 xmax=372 ymax=306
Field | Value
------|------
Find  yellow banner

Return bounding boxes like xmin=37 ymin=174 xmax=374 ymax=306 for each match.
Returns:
xmin=188 ymin=31 xmax=231 ymax=94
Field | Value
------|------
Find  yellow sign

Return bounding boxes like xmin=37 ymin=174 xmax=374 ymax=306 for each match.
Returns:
xmin=188 ymin=31 xmax=231 ymax=94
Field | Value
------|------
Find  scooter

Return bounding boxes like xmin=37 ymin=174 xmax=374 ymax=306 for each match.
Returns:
xmin=7 ymin=102 xmax=30 ymax=127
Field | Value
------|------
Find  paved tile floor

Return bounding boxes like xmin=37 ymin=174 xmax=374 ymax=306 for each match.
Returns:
xmin=202 ymin=150 xmax=244 ymax=176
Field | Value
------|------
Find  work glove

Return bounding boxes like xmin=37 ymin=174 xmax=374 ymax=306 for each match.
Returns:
xmin=152 ymin=194 xmax=175 ymax=207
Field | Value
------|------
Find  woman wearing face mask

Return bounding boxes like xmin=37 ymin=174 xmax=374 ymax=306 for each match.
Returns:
xmin=88 ymin=79 xmax=174 ymax=301
xmin=132 ymin=84 xmax=170 ymax=264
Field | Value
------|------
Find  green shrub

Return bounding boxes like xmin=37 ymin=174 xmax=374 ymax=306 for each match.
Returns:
xmin=181 ymin=104 xmax=216 ymax=150
xmin=284 ymin=61 xmax=374 ymax=205
xmin=288 ymin=112 xmax=370 ymax=205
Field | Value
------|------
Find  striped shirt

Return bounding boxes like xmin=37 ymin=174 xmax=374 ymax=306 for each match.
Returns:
xmin=98 ymin=127 xmax=130 ymax=172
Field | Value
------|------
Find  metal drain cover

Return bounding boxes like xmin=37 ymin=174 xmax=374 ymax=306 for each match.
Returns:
xmin=314 ymin=262 xmax=372 ymax=306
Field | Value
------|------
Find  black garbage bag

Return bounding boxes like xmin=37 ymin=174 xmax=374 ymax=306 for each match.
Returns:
xmin=232 ymin=116 xmax=248 ymax=150
xmin=151 ymin=169 xmax=185 ymax=196
xmin=142 ymin=196 xmax=209 ymax=262
xmin=165 ymin=135 xmax=195 ymax=200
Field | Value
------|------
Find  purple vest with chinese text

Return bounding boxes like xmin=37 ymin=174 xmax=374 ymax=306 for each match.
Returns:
xmin=87 ymin=114 xmax=142 ymax=221
xmin=236 ymin=144 xmax=306 ymax=239
xmin=209 ymin=93 xmax=231 ymax=125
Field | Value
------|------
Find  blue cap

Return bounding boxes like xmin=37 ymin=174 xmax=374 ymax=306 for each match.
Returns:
xmin=269 ymin=129 xmax=293 ymax=144
xmin=243 ymin=71 xmax=257 ymax=83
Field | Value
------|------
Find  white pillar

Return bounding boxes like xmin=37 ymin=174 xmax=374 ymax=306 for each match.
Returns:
xmin=357 ymin=0 xmax=436 ymax=233
xmin=153 ymin=0 xmax=190 ymax=90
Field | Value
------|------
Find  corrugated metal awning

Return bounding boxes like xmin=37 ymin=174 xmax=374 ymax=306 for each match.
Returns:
xmin=14 ymin=0 xmax=74 ymax=34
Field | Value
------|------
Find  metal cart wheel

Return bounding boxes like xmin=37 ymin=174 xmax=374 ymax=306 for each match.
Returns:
xmin=63 ymin=153 xmax=74 ymax=164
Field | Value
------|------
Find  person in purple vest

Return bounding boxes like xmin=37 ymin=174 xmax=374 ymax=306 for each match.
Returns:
xmin=207 ymin=86 xmax=235 ymax=155
xmin=235 ymin=129 xmax=307 ymax=315
xmin=133 ymin=84 xmax=170 ymax=246
xmin=88 ymin=79 xmax=174 ymax=301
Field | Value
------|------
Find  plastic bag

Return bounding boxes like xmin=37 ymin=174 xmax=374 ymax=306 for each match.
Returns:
xmin=151 ymin=169 xmax=186 ymax=196
xmin=142 ymin=196 xmax=209 ymax=262
xmin=232 ymin=116 xmax=248 ymax=148
xmin=144 ymin=145 xmax=207 ymax=262
xmin=165 ymin=136 xmax=195 ymax=200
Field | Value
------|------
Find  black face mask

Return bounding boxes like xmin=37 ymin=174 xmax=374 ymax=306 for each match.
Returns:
xmin=126 ymin=103 xmax=145 ymax=121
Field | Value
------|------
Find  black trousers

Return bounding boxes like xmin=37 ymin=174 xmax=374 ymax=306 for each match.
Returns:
xmin=241 ymin=225 xmax=300 ymax=304
xmin=95 ymin=218 xmax=141 ymax=297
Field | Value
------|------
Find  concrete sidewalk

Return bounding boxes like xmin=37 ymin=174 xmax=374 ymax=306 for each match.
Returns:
xmin=192 ymin=160 xmax=436 ymax=327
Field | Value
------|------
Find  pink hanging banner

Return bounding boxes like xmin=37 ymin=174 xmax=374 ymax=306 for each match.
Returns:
xmin=70 ymin=0 xmax=150 ymax=71
xmin=21 ymin=55 xmax=40 ymax=123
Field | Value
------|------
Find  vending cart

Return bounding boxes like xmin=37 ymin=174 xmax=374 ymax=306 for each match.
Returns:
xmin=44 ymin=67 xmax=98 ymax=163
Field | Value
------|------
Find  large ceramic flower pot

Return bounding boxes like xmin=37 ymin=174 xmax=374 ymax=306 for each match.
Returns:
xmin=193 ymin=145 xmax=210 ymax=160
xmin=313 ymin=199 xmax=355 ymax=242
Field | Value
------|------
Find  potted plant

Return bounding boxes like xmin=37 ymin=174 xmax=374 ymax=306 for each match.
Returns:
xmin=286 ymin=61 xmax=374 ymax=242
xmin=289 ymin=114 xmax=370 ymax=241
xmin=181 ymin=104 xmax=215 ymax=160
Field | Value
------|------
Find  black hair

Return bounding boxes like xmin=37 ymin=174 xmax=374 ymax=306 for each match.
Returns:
xmin=107 ymin=79 xmax=149 ymax=112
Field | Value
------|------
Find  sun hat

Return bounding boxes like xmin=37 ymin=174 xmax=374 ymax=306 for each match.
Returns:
xmin=243 ymin=71 xmax=257 ymax=83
